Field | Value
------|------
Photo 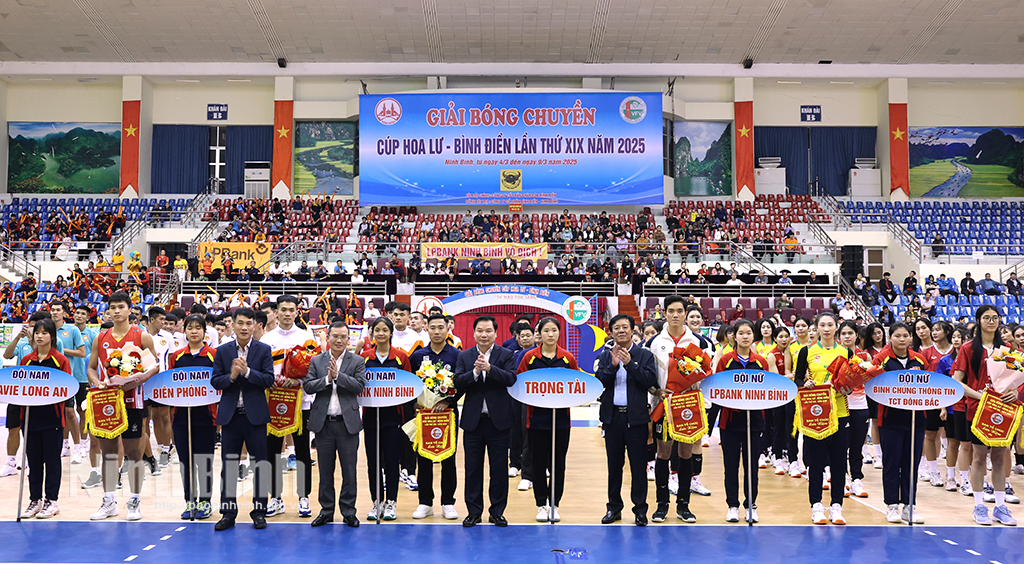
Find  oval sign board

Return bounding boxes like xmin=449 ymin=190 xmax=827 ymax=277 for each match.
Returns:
xmin=0 ymin=366 xmax=79 ymax=406
xmin=509 ymin=368 xmax=604 ymax=409
xmin=701 ymin=369 xmax=798 ymax=410
xmin=865 ymin=370 xmax=964 ymax=411
xmin=144 ymin=367 xmax=220 ymax=407
xmin=357 ymin=368 xmax=424 ymax=408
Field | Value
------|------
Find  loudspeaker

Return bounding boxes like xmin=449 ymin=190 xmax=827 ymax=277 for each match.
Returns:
xmin=743 ymin=58 xmax=753 ymax=69
xmin=841 ymin=245 xmax=864 ymax=280
xmin=277 ymin=58 xmax=287 ymax=68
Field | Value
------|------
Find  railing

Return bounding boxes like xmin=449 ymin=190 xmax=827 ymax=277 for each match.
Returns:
xmin=641 ymin=283 xmax=839 ymax=299
xmin=0 ymin=243 xmax=41 ymax=280
xmin=180 ymin=280 xmax=389 ymax=299
xmin=999 ymin=257 xmax=1024 ymax=281
xmin=838 ymin=275 xmax=876 ymax=324
xmin=109 ymin=217 xmax=147 ymax=252
xmin=694 ymin=240 xmax=840 ymax=268
xmin=921 ymin=243 xmax=1024 ymax=265
xmin=187 ymin=219 xmax=222 ymax=259
xmin=824 ymin=212 xmax=923 ymax=263
xmin=415 ymin=280 xmax=616 ymax=297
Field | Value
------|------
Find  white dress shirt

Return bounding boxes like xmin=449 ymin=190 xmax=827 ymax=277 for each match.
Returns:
xmin=473 ymin=345 xmax=493 ymax=414
xmin=613 ymin=352 xmax=629 ymax=406
xmin=236 ymin=339 xmax=251 ymax=408
xmin=325 ymin=351 xmax=346 ymax=416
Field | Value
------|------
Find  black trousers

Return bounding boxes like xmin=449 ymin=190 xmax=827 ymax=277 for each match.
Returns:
xmin=316 ymin=418 xmax=360 ymax=518
xmin=529 ymin=427 xmax=570 ymax=507
xmin=847 ymin=409 xmax=870 ymax=481
xmin=880 ymin=426 xmax=925 ymax=506
xmin=804 ymin=417 xmax=849 ymax=507
xmin=364 ymin=423 xmax=403 ymax=503
xmin=509 ymin=398 xmax=525 ymax=470
xmin=266 ymin=410 xmax=311 ymax=499
xmin=773 ymin=402 xmax=800 ymax=462
xmin=418 ymin=452 xmax=458 ymax=506
xmin=463 ymin=415 xmax=510 ymax=517
xmin=173 ymin=422 xmax=216 ymax=503
xmin=604 ymin=410 xmax=649 ymax=516
xmin=518 ymin=403 xmax=534 ymax=481
xmin=401 ymin=434 xmax=418 ymax=475
xmin=26 ymin=428 xmax=62 ymax=501
xmin=720 ymin=425 xmax=761 ymax=509
xmin=219 ymin=412 xmax=269 ymax=517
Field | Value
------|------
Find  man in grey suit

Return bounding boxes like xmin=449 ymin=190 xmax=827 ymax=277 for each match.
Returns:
xmin=303 ymin=321 xmax=366 ymax=528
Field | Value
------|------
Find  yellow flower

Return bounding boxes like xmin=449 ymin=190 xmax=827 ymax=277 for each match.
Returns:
xmin=424 ymin=377 xmax=436 ymax=388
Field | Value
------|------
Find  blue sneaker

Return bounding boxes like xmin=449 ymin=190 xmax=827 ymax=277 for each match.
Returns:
xmin=287 ymin=454 xmax=297 ymax=472
xmin=195 ymin=501 xmax=213 ymax=520
xmin=973 ymin=505 xmax=992 ymax=525
xmin=993 ymin=505 xmax=1017 ymax=526
xmin=180 ymin=502 xmax=195 ymax=520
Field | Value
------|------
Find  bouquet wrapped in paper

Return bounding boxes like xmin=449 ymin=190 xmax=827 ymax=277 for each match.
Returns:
xmin=414 ymin=358 xmax=458 ymax=409
xmin=278 ymin=345 xmax=319 ymax=386
xmin=987 ymin=347 xmax=1024 ymax=395
xmin=104 ymin=342 xmax=158 ymax=387
xmin=651 ymin=343 xmax=711 ymax=422
xmin=829 ymin=352 xmax=883 ymax=392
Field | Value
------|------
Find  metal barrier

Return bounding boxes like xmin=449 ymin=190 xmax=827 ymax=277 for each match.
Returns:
xmin=0 ymin=243 xmax=41 ymax=280
xmin=641 ymin=283 xmax=840 ymax=299
xmin=820 ymin=212 xmax=923 ymax=263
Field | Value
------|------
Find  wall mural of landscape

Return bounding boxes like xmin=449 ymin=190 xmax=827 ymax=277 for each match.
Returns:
xmin=7 ymin=122 xmax=121 ymax=194
xmin=673 ymin=121 xmax=732 ymax=196
xmin=293 ymin=121 xmax=356 ymax=196
xmin=909 ymin=126 xmax=1024 ymax=197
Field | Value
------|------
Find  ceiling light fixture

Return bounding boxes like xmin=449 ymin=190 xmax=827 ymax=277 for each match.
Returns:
xmin=982 ymin=81 xmax=1007 ymax=85
xmin=176 ymin=79 xmax=201 ymax=83
xmin=927 ymin=81 xmax=953 ymax=85
xmin=829 ymin=81 xmax=854 ymax=84
xmin=776 ymin=80 xmax=802 ymax=84
xmin=227 ymin=79 xmax=251 ymax=82
xmin=28 ymin=78 xmax=53 ymax=81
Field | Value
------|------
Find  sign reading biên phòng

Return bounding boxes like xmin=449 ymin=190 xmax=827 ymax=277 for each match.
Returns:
xmin=144 ymin=367 xmax=220 ymax=407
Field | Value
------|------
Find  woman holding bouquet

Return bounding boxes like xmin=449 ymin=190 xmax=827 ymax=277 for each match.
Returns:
xmin=952 ymin=305 xmax=1017 ymax=526
xmin=18 ymin=319 xmax=71 ymax=520
xmin=715 ymin=320 xmax=771 ymax=523
xmin=360 ymin=317 xmax=413 ymax=522
xmin=767 ymin=326 xmax=799 ymax=476
xmin=517 ymin=317 xmax=578 ymax=522
xmin=837 ymin=321 xmax=871 ymax=499
xmin=794 ymin=312 xmax=851 ymax=525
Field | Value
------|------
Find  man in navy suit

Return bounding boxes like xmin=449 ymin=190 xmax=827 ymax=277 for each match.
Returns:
xmin=210 ymin=307 xmax=275 ymax=530
xmin=454 ymin=315 xmax=517 ymax=527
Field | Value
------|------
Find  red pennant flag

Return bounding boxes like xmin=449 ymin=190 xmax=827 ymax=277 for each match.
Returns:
xmin=119 ymin=100 xmax=140 ymax=198
xmin=889 ymin=103 xmax=909 ymax=197
xmin=272 ymin=100 xmax=294 ymax=198
xmin=734 ymin=101 xmax=754 ymax=199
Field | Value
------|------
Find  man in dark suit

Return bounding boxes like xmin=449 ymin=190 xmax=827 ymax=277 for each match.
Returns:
xmin=210 ymin=308 xmax=275 ymax=531
xmin=453 ymin=315 xmax=517 ymax=527
xmin=595 ymin=314 xmax=658 ymax=526
xmin=303 ymin=322 xmax=366 ymax=528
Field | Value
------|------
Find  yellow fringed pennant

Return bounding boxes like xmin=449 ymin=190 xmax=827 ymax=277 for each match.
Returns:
xmin=412 ymin=409 xmax=457 ymax=462
xmin=663 ymin=390 xmax=708 ymax=444
xmin=266 ymin=388 xmax=303 ymax=437
xmin=794 ymin=384 xmax=838 ymax=440
xmin=85 ymin=388 xmax=129 ymax=439
xmin=972 ymin=390 xmax=1023 ymax=448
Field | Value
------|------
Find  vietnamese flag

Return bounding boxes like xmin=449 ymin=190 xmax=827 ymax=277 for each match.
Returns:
xmin=272 ymin=100 xmax=294 ymax=198
xmin=889 ymin=103 xmax=909 ymax=197
xmin=734 ymin=101 xmax=754 ymax=198
xmin=119 ymin=100 xmax=140 ymax=198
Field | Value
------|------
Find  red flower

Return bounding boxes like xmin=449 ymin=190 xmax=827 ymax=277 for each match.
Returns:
xmin=106 ymin=367 xmax=118 ymax=377
xmin=129 ymin=352 xmax=142 ymax=360
xmin=447 ymin=388 xmax=456 ymax=396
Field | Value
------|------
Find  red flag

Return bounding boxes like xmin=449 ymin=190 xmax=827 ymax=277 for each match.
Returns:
xmin=119 ymin=100 xmax=140 ymax=197
xmin=889 ymin=103 xmax=909 ymax=197
xmin=734 ymin=101 xmax=754 ymax=198
xmin=272 ymin=100 xmax=294 ymax=198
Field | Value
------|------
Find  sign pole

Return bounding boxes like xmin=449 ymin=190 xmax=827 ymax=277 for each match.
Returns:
xmin=188 ymin=409 xmax=196 ymax=521
xmin=746 ymin=411 xmax=754 ymax=527
xmin=15 ymin=408 xmax=29 ymax=522
xmin=908 ymin=413 xmax=915 ymax=527
xmin=375 ymin=408 xmax=381 ymax=526
xmin=549 ymin=408 xmax=556 ymax=525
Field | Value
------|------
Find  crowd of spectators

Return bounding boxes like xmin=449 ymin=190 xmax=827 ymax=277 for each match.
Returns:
xmin=3 ymin=208 xmax=125 ymax=261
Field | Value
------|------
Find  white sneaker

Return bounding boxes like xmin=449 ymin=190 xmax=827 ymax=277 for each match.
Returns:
xmin=552 ymin=506 xmax=561 ymax=522
xmin=61 ymin=441 xmax=71 ymax=457
xmin=668 ymin=472 xmax=679 ymax=495
xmin=367 ymin=503 xmax=380 ymax=521
xmin=536 ymin=505 xmax=549 ymax=522
xmin=789 ymin=461 xmax=803 ymax=478
xmin=918 ymin=469 xmax=931 ymax=482
xmin=745 ymin=508 xmax=759 ymax=523
xmin=886 ymin=504 xmax=901 ymax=523
xmin=441 ymin=504 xmax=459 ymax=520
xmin=125 ymin=497 xmax=142 ymax=521
xmin=862 ymin=447 xmax=874 ymax=464
xmin=646 ymin=461 xmax=656 ymax=481
xmin=0 ymin=462 xmax=18 ymax=477
xmin=36 ymin=499 xmax=59 ymax=519
xmin=823 ymin=466 xmax=831 ymax=483
xmin=930 ymin=472 xmax=944 ymax=487
xmin=382 ymin=500 xmax=397 ymax=520
xmin=508 ymin=467 xmax=520 ymax=478
xmin=758 ymin=453 xmax=769 ymax=469
xmin=21 ymin=500 xmax=42 ymax=519
xmin=690 ymin=476 xmax=711 ymax=496
xmin=726 ymin=507 xmax=740 ymax=522
xmin=90 ymin=498 xmax=118 ymax=520
xmin=945 ymin=478 xmax=959 ymax=492
xmin=987 ymin=454 xmax=993 ymax=471
xmin=400 ymin=469 xmax=418 ymax=491
xmin=266 ymin=497 xmax=285 ymax=517
xmin=412 ymin=504 xmax=434 ymax=519
xmin=71 ymin=445 xmax=83 ymax=465
xmin=701 ymin=435 xmax=710 ymax=447
xmin=773 ymin=459 xmax=787 ymax=475
xmin=298 ymin=497 xmax=311 ymax=517
xmin=960 ymin=480 xmax=973 ymax=497
xmin=873 ymin=457 xmax=884 ymax=470
xmin=518 ymin=479 xmax=533 ymax=491
xmin=1012 ymin=464 xmax=1024 ymax=475
xmin=902 ymin=504 xmax=923 ymax=524
xmin=830 ymin=503 xmax=846 ymax=525
xmin=850 ymin=479 xmax=868 ymax=498
xmin=811 ymin=503 xmax=826 ymax=524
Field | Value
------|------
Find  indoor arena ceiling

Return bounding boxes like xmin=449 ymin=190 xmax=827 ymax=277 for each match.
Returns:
xmin=0 ymin=0 xmax=1022 ymax=66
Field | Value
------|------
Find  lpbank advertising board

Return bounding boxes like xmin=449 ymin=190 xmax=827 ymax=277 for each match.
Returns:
xmin=359 ymin=92 xmax=663 ymax=206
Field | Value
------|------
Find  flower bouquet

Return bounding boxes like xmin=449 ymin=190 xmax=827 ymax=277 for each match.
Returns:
xmin=104 ymin=342 xmax=157 ymax=387
xmin=987 ymin=347 xmax=1024 ymax=395
xmin=278 ymin=344 xmax=319 ymax=386
xmin=414 ymin=358 xmax=458 ymax=409
xmin=830 ymin=352 xmax=882 ymax=391
xmin=651 ymin=342 xmax=711 ymax=422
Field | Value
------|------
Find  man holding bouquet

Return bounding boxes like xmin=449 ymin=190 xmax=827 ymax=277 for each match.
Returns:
xmin=86 ymin=291 xmax=160 ymax=522
xmin=408 ymin=313 xmax=463 ymax=520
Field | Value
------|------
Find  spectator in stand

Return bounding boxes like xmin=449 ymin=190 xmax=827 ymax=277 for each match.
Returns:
xmin=753 ymin=270 xmax=769 ymax=284
xmin=839 ymin=302 xmax=857 ymax=321
xmin=221 ymin=254 xmax=233 ymax=277
xmin=902 ymin=271 xmax=919 ymax=295
xmin=960 ymin=272 xmax=978 ymax=296
xmin=471 ymin=254 xmax=492 ymax=276
xmin=155 ymin=249 xmax=170 ymax=273
xmin=924 ymin=275 xmax=939 ymax=297
xmin=931 ymin=233 xmax=945 ymax=259
xmin=312 ymin=261 xmax=329 ymax=281
xmin=732 ymin=206 xmax=747 ymax=227
xmin=774 ymin=293 xmax=793 ymax=312
xmin=979 ymin=273 xmax=1005 ymax=296
xmin=862 ymin=282 xmax=880 ymax=307
xmin=1007 ymin=272 xmax=1022 ymax=297
xmin=807 ymin=272 xmax=823 ymax=284
xmin=878 ymin=306 xmax=896 ymax=326
xmin=334 ymin=260 xmax=347 ymax=275
xmin=356 ymin=253 xmax=374 ymax=275
xmin=543 ymin=261 xmax=558 ymax=275
xmin=407 ymin=255 xmax=420 ymax=282
xmin=725 ymin=272 xmax=744 ymax=285
xmin=920 ymin=293 xmax=937 ymax=317
xmin=778 ymin=270 xmax=793 ymax=284
xmin=297 ymin=261 xmax=311 ymax=276
xmin=937 ymin=274 xmax=959 ymax=297
xmin=830 ymin=292 xmax=846 ymax=312
xmin=879 ymin=273 xmax=898 ymax=303
xmin=728 ymin=304 xmax=747 ymax=322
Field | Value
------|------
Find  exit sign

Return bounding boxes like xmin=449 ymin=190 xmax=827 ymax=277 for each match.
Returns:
xmin=800 ymin=105 xmax=821 ymax=122
xmin=207 ymin=104 xmax=228 ymax=121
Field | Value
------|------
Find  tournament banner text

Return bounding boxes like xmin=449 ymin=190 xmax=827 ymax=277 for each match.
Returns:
xmin=421 ymin=242 xmax=548 ymax=260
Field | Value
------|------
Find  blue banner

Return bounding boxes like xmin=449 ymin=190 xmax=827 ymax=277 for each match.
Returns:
xmin=144 ymin=367 xmax=220 ymax=408
xmin=359 ymin=92 xmax=664 ymax=206
xmin=509 ymin=368 xmax=603 ymax=409
xmin=0 ymin=366 xmax=78 ymax=406
xmin=701 ymin=369 xmax=797 ymax=410
xmin=357 ymin=367 xmax=424 ymax=408
xmin=865 ymin=370 xmax=964 ymax=411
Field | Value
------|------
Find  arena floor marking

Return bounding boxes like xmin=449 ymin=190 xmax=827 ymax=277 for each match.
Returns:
xmin=2 ymin=522 xmax=1019 ymax=564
